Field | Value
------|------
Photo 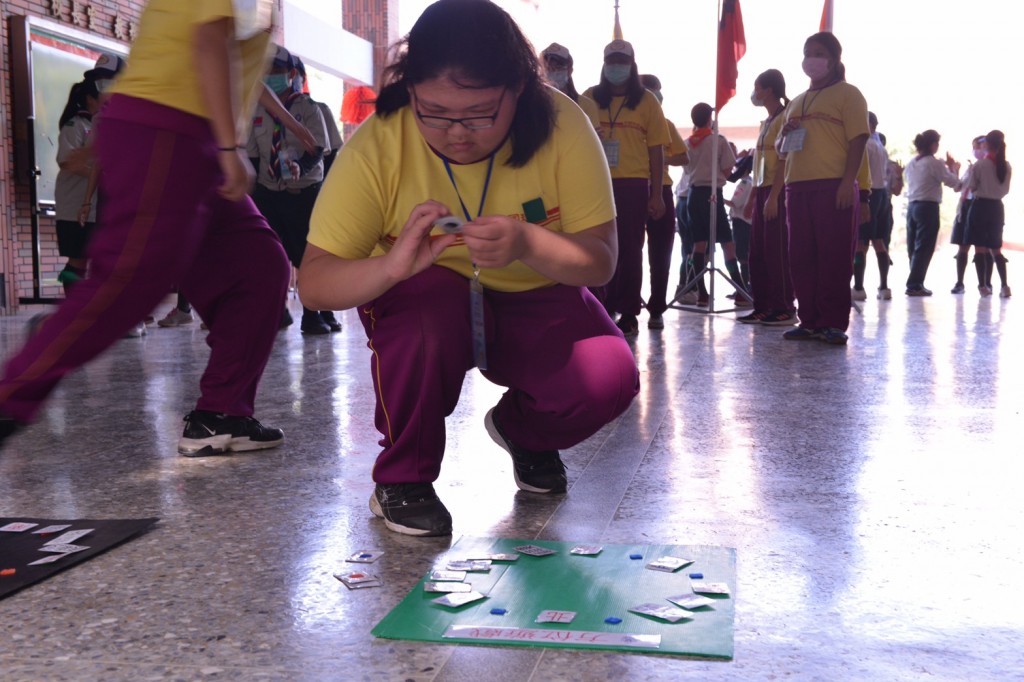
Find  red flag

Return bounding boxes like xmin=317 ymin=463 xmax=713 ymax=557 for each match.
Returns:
xmin=820 ymin=0 xmax=834 ymax=32
xmin=715 ymin=0 xmax=746 ymax=112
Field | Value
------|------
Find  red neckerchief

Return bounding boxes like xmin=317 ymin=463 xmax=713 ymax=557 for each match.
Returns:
xmin=688 ymin=127 xmax=712 ymax=148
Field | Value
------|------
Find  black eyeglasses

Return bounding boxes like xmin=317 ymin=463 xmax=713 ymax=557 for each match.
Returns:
xmin=412 ymin=88 xmax=507 ymax=130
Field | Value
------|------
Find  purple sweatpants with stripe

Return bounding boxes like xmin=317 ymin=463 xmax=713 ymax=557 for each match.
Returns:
xmin=749 ymin=186 xmax=795 ymax=313
xmin=785 ymin=178 xmax=859 ymax=331
xmin=357 ymin=266 xmax=640 ymax=484
xmin=604 ymin=178 xmax=650 ymax=317
xmin=0 ymin=96 xmax=291 ymax=422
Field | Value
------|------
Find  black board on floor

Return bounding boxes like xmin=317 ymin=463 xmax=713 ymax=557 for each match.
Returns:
xmin=0 ymin=517 xmax=159 ymax=599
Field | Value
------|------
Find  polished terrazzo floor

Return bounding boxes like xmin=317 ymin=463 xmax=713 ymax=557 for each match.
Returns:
xmin=1 ymin=262 xmax=1022 ymax=681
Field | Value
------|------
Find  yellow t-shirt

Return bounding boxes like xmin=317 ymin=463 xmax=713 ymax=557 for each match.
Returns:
xmin=752 ymin=109 xmax=786 ymax=188
xmin=308 ymin=89 xmax=615 ymax=293
xmin=584 ymin=89 xmax=671 ymax=180
xmin=577 ymin=94 xmax=600 ymax=129
xmin=663 ymin=119 xmax=686 ymax=187
xmin=781 ymin=81 xmax=870 ymax=185
xmin=113 ymin=1 xmax=272 ymax=128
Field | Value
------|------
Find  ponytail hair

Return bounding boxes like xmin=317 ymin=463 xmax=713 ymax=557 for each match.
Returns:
xmin=755 ymin=69 xmax=789 ymax=107
xmin=913 ymin=129 xmax=940 ymax=156
xmin=985 ymin=129 xmax=1008 ymax=184
xmin=58 ymin=79 xmax=99 ymax=128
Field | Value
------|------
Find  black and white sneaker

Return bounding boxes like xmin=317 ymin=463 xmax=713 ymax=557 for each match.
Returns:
xmin=1 ymin=414 xmax=23 ymax=450
xmin=178 ymin=410 xmax=284 ymax=457
xmin=484 ymin=407 xmax=567 ymax=494
xmin=369 ymin=483 xmax=453 ymax=536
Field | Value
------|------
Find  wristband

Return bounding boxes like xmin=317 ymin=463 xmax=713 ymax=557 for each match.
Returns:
xmin=217 ymin=146 xmax=241 ymax=152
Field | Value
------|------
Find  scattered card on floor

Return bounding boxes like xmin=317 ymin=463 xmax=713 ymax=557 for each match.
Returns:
xmin=0 ymin=522 xmax=38 ymax=533
xmin=446 ymin=560 xmax=491 ymax=572
xmin=535 ymin=610 xmax=576 ymax=624
xmin=431 ymin=591 xmax=487 ymax=608
xmin=629 ymin=603 xmax=695 ymax=623
xmin=514 ymin=544 xmax=556 ymax=557
xmin=27 ymin=555 xmax=66 ymax=566
xmin=37 ymin=543 xmax=90 ymax=554
xmin=31 ymin=524 xmax=72 ymax=535
xmin=346 ymin=550 xmax=384 ymax=563
xmin=690 ymin=580 xmax=730 ymax=595
xmin=570 ymin=545 xmax=603 ymax=555
xmin=43 ymin=529 xmax=94 ymax=546
xmin=424 ymin=581 xmax=473 ymax=593
xmin=466 ymin=553 xmax=519 ymax=562
xmin=429 ymin=570 xmax=468 ymax=582
xmin=667 ymin=592 xmax=717 ymax=609
xmin=646 ymin=556 xmax=693 ymax=572
xmin=334 ymin=571 xmax=383 ymax=589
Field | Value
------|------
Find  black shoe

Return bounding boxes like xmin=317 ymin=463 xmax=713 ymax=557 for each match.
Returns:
xmin=178 ymin=410 xmax=284 ymax=456
xmin=737 ymin=310 xmax=769 ymax=324
xmin=301 ymin=311 xmax=331 ymax=335
xmin=280 ymin=308 xmax=293 ymax=330
xmin=369 ymin=483 xmax=453 ymax=536
xmin=0 ymin=415 xmax=23 ymax=449
xmin=320 ymin=310 xmax=342 ymax=332
xmin=616 ymin=314 xmax=639 ymax=338
xmin=484 ymin=407 xmax=567 ymax=493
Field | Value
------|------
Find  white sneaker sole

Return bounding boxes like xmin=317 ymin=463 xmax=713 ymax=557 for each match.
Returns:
xmin=178 ymin=434 xmax=283 ymax=457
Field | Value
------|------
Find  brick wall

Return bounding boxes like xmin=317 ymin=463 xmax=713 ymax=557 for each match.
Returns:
xmin=1 ymin=0 xmax=140 ymax=311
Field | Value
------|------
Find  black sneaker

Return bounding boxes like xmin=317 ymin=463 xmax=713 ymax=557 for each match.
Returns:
xmin=484 ymin=407 xmax=567 ymax=494
xmin=737 ymin=310 xmax=769 ymax=324
xmin=616 ymin=314 xmax=639 ymax=338
xmin=369 ymin=483 xmax=453 ymax=536
xmin=280 ymin=308 xmax=293 ymax=330
xmin=320 ymin=310 xmax=342 ymax=332
xmin=1 ymin=415 xmax=23 ymax=449
xmin=178 ymin=410 xmax=284 ymax=456
xmin=301 ymin=311 xmax=331 ymax=335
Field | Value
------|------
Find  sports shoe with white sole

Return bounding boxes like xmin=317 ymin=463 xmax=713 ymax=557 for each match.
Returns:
xmin=369 ymin=483 xmax=453 ymax=536
xmin=485 ymin=407 xmax=567 ymax=493
xmin=178 ymin=410 xmax=284 ymax=456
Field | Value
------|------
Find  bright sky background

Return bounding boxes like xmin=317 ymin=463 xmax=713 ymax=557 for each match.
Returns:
xmin=396 ymin=0 xmax=1022 ymax=229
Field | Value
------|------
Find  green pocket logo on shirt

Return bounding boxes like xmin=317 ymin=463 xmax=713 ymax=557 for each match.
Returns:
xmin=522 ymin=197 xmax=547 ymax=224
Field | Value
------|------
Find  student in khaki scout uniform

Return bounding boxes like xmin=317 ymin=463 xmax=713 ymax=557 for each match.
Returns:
xmin=293 ymin=58 xmax=344 ymax=176
xmin=248 ymin=45 xmax=340 ymax=335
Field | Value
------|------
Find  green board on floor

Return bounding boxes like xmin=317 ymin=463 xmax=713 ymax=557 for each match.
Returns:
xmin=372 ymin=537 xmax=735 ymax=659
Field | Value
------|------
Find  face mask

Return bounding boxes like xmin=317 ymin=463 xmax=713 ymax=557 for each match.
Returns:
xmin=293 ymin=76 xmax=305 ymax=93
xmin=750 ymin=90 xmax=763 ymax=107
xmin=547 ymin=69 xmax=569 ymax=90
xmin=94 ymin=79 xmax=113 ymax=93
xmin=974 ymin=148 xmax=986 ymax=161
xmin=264 ymin=74 xmax=290 ymax=93
xmin=603 ymin=64 xmax=631 ymax=86
xmin=802 ymin=57 xmax=830 ymax=81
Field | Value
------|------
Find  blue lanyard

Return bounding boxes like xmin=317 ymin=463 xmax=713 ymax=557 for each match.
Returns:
xmin=443 ymin=153 xmax=496 ymax=222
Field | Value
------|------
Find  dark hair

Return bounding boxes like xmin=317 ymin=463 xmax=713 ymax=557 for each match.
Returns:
xmin=691 ymin=102 xmax=713 ymax=128
xmin=591 ymin=62 xmax=645 ymax=110
xmin=376 ymin=0 xmax=554 ymax=168
xmin=868 ymin=111 xmax=878 ymax=130
xmin=985 ymin=129 xmax=1008 ymax=184
xmin=754 ymin=69 xmax=790 ymax=107
xmin=913 ymin=129 xmax=940 ymax=155
xmin=804 ymin=32 xmax=846 ymax=81
xmin=544 ymin=54 xmax=580 ymax=102
xmin=58 ymin=79 xmax=99 ymax=128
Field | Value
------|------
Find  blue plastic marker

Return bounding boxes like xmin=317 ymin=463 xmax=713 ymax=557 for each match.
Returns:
xmin=629 ymin=553 xmax=643 ymax=560
xmin=490 ymin=608 xmax=507 ymax=616
xmin=689 ymin=572 xmax=704 ymax=579
xmin=604 ymin=616 xmax=622 ymax=624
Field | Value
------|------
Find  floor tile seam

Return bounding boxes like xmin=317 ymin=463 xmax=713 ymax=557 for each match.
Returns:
xmin=537 ymin=363 xmax=695 ymax=539
xmin=0 ymin=655 xmax=318 ymax=674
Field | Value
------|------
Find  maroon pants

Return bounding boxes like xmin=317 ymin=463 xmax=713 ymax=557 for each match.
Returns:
xmin=785 ymin=179 xmax=859 ymax=331
xmin=749 ymin=186 xmax=795 ymax=313
xmin=644 ymin=185 xmax=676 ymax=317
xmin=357 ymin=266 xmax=640 ymax=484
xmin=0 ymin=96 xmax=290 ymax=422
xmin=605 ymin=178 xmax=650 ymax=317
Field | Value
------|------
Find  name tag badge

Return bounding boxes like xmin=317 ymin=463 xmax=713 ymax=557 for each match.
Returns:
xmin=780 ymin=127 xmax=806 ymax=154
xmin=602 ymin=139 xmax=621 ymax=168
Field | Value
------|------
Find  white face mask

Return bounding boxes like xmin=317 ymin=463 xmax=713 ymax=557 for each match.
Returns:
xmin=547 ymin=69 xmax=569 ymax=90
xmin=974 ymin=148 xmax=986 ymax=161
xmin=750 ymin=90 xmax=763 ymax=107
xmin=802 ymin=57 xmax=830 ymax=81
xmin=94 ymin=78 xmax=114 ymax=93
xmin=603 ymin=64 xmax=631 ymax=86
